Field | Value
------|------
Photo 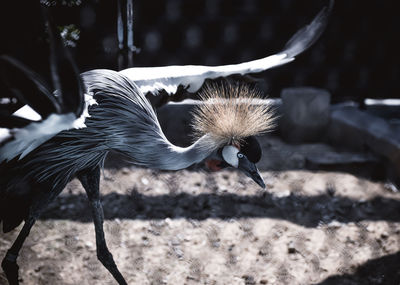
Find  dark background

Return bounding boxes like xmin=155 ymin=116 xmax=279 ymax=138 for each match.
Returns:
xmin=1 ymin=0 xmax=399 ymax=103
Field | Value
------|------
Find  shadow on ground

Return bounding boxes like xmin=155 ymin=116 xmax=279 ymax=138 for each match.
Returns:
xmin=316 ymin=251 xmax=400 ymax=285
xmin=41 ymin=190 xmax=400 ymax=228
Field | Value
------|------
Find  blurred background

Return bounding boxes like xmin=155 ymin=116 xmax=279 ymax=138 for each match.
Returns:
xmin=1 ymin=0 xmax=399 ymax=103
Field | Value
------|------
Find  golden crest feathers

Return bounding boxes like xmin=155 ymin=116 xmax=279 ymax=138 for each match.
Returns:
xmin=191 ymin=82 xmax=275 ymax=149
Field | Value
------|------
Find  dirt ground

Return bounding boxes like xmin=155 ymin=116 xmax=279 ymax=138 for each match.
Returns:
xmin=1 ymin=135 xmax=400 ymax=285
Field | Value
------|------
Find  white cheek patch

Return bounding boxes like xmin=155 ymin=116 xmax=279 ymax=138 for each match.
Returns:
xmin=222 ymin=145 xmax=239 ymax=168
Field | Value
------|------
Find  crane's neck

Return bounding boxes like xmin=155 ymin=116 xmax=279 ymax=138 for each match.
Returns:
xmin=158 ymin=134 xmax=215 ymax=171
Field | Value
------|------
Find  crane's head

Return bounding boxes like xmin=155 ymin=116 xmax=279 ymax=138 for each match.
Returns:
xmin=205 ymin=136 xmax=265 ymax=188
xmin=192 ymin=82 xmax=275 ymax=189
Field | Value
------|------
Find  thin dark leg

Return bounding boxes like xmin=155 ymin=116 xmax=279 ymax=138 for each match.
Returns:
xmin=78 ymin=167 xmax=127 ymax=285
xmin=1 ymin=217 xmax=36 ymax=285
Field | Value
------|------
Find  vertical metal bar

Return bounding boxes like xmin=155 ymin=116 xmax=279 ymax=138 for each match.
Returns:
xmin=127 ymin=0 xmax=134 ymax=52
xmin=126 ymin=0 xmax=134 ymax=67
xmin=117 ymin=0 xmax=124 ymax=50
xmin=117 ymin=0 xmax=137 ymax=69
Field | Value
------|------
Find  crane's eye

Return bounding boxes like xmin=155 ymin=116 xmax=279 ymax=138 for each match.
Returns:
xmin=237 ymin=153 xmax=244 ymax=159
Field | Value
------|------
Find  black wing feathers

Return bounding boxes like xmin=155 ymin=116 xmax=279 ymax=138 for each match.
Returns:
xmin=0 ymin=55 xmax=59 ymax=120
xmin=0 ymin=7 xmax=85 ymax=129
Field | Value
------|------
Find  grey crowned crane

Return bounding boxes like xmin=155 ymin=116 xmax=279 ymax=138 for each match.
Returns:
xmin=0 ymin=2 xmax=332 ymax=284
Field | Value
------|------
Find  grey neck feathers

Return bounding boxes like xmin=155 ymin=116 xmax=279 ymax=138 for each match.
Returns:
xmin=153 ymin=134 xmax=214 ymax=171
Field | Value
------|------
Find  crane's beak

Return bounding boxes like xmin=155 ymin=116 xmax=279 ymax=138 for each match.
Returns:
xmin=237 ymin=157 xmax=266 ymax=189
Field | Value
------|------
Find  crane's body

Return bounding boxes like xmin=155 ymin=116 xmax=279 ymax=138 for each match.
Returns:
xmin=0 ymin=1 xmax=332 ymax=284
xmin=0 ymin=70 xmax=214 ymax=231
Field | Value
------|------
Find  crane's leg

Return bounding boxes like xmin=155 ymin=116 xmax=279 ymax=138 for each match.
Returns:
xmin=1 ymin=217 xmax=36 ymax=285
xmin=78 ymin=167 xmax=127 ymax=285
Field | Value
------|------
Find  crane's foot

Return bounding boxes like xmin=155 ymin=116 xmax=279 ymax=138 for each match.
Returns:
xmin=1 ymin=252 xmax=20 ymax=285
xmin=97 ymin=248 xmax=128 ymax=285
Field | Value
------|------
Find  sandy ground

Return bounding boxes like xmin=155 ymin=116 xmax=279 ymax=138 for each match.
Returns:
xmin=1 ymin=135 xmax=400 ymax=285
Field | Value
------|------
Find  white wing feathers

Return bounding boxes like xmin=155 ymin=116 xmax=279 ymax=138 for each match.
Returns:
xmin=12 ymin=105 xmax=42 ymax=121
xmin=120 ymin=54 xmax=292 ymax=95
xmin=0 ymin=93 xmax=95 ymax=163
xmin=0 ymin=113 xmax=77 ymax=162
xmin=120 ymin=0 xmax=332 ymax=96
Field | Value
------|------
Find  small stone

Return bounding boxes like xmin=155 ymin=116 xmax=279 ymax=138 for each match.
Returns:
xmin=384 ymin=182 xmax=399 ymax=193
xmin=85 ymin=241 xmax=94 ymax=248
xmin=328 ymin=220 xmax=342 ymax=228
xmin=242 ymin=275 xmax=256 ymax=285
xmin=288 ymin=241 xmax=296 ymax=254
xmin=381 ymin=232 xmax=389 ymax=239
xmin=366 ymin=224 xmax=376 ymax=232
xmin=276 ymin=190 xmax=291 ymax=198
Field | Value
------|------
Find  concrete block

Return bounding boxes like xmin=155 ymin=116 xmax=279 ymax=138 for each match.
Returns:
xmin=328 ymin=105 xmax=400 ymax=185
xmin=280 ymin=87 xmax=331 ymax=143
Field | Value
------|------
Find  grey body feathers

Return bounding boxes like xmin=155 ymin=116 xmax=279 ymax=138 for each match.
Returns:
xmin=2 ymin=70 xmax=211 ymax=193
xmin=0 ymin=70 xmax=212 ymax=231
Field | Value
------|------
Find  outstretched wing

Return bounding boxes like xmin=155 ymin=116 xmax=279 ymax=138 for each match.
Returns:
xmin=0 ymin=10 xmax=85 ymax=163
xmin=120 ymin=0 xmax=333 ymax=96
